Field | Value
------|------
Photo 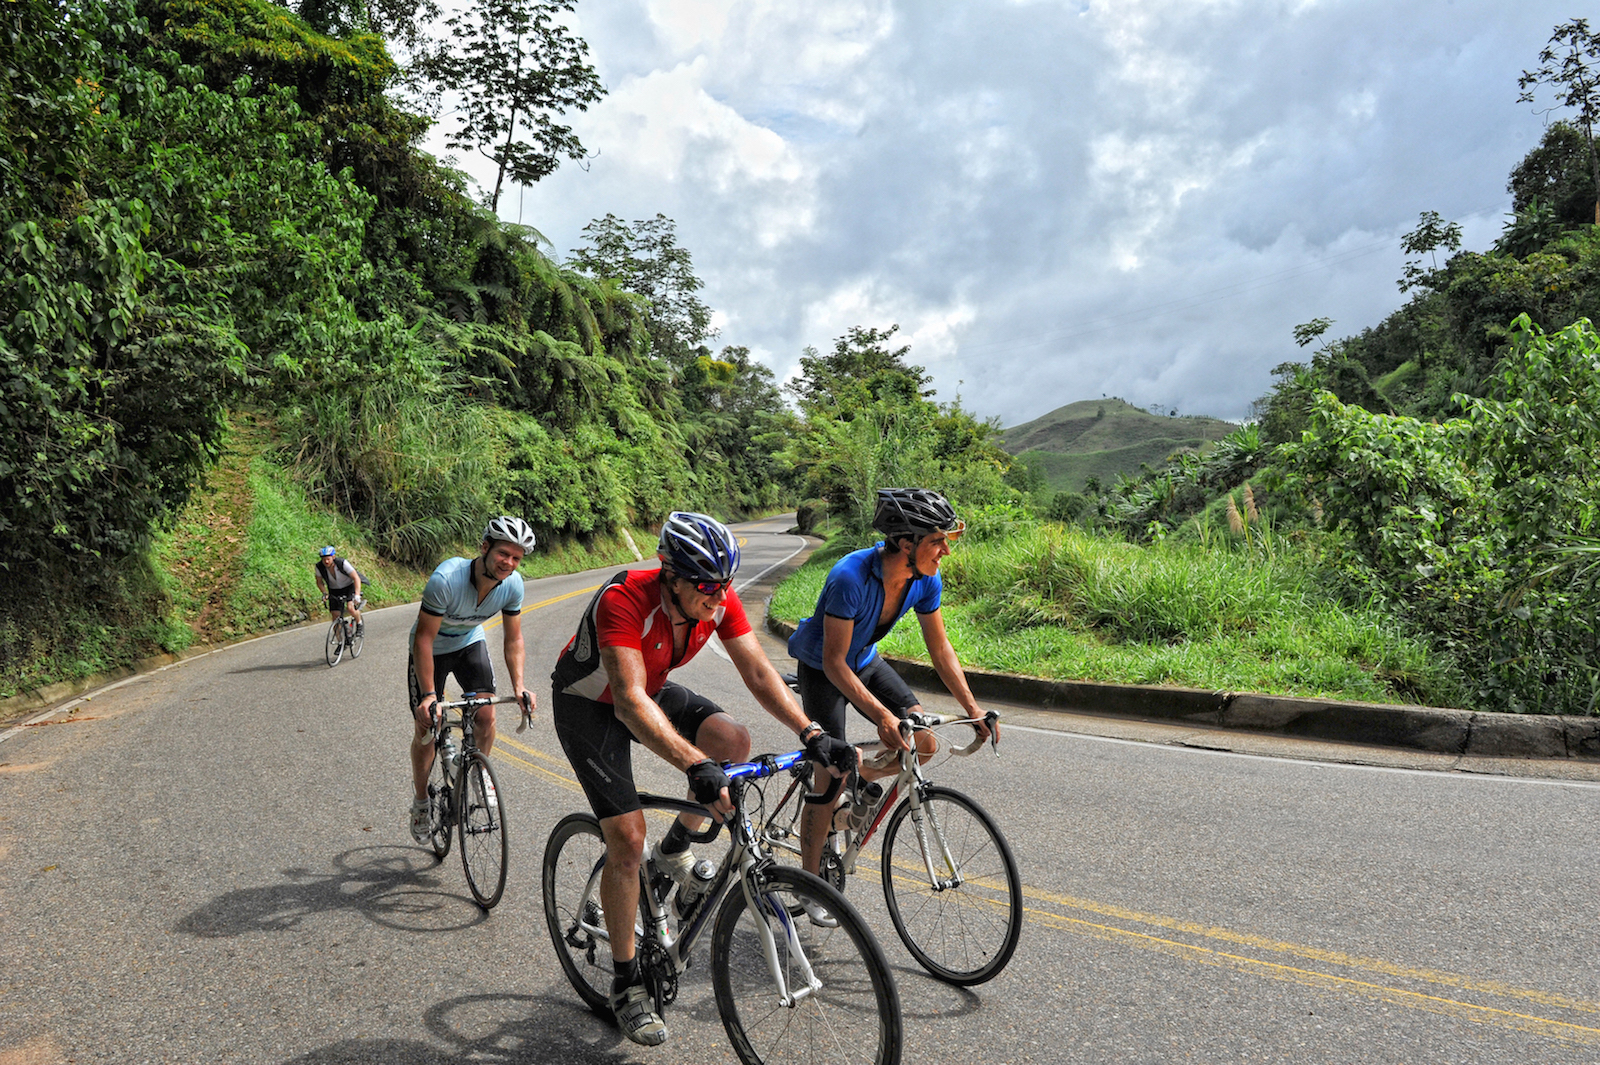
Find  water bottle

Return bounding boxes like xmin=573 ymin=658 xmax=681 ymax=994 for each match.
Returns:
xmin=847 ymin=780 xmax=883 ymax=833
xmin=439 ymin=733 xmax=460 ymax=777
xmin=672 ymin=859 xmax=716 ymax=921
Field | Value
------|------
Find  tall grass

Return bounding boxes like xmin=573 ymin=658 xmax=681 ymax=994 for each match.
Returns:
xmin=771 ymin=523 xmax=1463 ymax=706
xmin=285 ymin=375 xmax=497 ymax=567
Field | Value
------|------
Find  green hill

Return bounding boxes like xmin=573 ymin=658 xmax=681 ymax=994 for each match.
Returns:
xmin=999 ymin=398 xmax=1237 ymax=492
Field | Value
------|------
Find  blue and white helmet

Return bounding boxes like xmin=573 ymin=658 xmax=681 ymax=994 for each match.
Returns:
xmin=658 ymin=512 xmax=740 ymax=583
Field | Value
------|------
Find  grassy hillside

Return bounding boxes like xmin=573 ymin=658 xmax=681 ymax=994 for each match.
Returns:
xmin=999 ymin=398 xmax=1237 ymax=492
xmin=0 ymin=411 xmax=660 ymax=707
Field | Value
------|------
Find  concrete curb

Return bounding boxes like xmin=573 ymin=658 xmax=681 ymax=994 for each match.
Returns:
xmin=763 ymin=616 xmax=1600 ymax=762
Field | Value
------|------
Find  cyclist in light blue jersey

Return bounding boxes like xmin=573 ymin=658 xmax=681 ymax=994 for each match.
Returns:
xmin=408 ymin=516 xmax=538 ymax=843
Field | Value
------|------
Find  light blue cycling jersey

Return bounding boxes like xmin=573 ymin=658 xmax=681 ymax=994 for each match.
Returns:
xmin=409 ymin=555 xmax=525 ymax=655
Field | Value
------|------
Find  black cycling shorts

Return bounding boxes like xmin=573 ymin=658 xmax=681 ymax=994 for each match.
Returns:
xmin=327 ymin=589 xmax=356 ymax=613
xmin=795 ymin=656 xmax=920 ymax=742
xmin=552 ymin=681 xmax=726 ymax=820
xmin=407 ymin=640 xmax=496 ymax=713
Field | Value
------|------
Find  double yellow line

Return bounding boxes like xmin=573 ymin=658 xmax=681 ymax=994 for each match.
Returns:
xmin=486 ymin=563 xmax=1600 ymax=1046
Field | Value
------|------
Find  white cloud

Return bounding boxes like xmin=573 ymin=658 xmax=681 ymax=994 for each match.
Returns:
xmin=472 ymin=0 xmax=1582 ymax=426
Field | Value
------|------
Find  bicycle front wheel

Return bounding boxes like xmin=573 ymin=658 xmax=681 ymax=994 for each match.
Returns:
xmin=324 ymin=621 xmax=343 ymax=666
xmin=426 ymin=744 xmax=453 ymax=860
xmin=712 ymin=866 xmax=901 ymax=1065
xmin=542 ymin=813 xmax=613 ymax=1014
xmin=347 ymin=622 xmax=363 ymax=659
xmin=879 ymin=785 xmax=1021 ymax=985
xmin=458 ymin=754 xmax=508 ymax=909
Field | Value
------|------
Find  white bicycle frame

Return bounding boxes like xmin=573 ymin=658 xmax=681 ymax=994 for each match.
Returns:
xmin=564 ymin=752 xmax=829 ymax=1008
xmin=816 ymin=711 xmax=997 ymax=883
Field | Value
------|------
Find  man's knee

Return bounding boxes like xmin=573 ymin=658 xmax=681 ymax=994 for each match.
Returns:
xmin=696 ymin=714 xmax=750 ymax=760
xmin=602 ymin=814 xmax=646 ymax=872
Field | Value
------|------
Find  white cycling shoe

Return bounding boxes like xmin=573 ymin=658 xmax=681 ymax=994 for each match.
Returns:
xmin=800 ymin=896 xmax=839 ymax=928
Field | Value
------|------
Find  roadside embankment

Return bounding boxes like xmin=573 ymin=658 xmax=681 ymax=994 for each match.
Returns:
xmin=764 ymin=615 xmax=1600 ymax=762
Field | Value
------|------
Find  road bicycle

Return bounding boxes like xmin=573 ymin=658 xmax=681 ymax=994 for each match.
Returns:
xmin=758 ymin=707 xmax=1022 ymax=985
xmin=423 ymin=694 xmax=517 ymax=909
xmin=323 ymin=598 xmax=365 ymax=667
xmin=543 ymin=748 xmax=903 ymax=1065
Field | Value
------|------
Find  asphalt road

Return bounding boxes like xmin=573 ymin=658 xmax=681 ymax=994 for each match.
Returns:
xmin=2 ymin=515 xmax=1598 ymax=1064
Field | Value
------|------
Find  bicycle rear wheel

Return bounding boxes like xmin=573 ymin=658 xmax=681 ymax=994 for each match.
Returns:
xmin=458 ymin=754 xmax=508 ymax=909
xmin=324 ymin=621 xmax=343 ymax=666
xmin=542 ymin=813 xmax=614 ymax=1014
xmin=879 ymin=785 xmax=1021 ymax=985
xmin=347 ymin=621 xmax=363 ymax=659
xmin=712 ymin=866 xmax=901 ymax=1065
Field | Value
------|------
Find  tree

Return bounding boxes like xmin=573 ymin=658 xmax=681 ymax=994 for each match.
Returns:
xmin=1398 ymin=211 xmax=1462 ymax=292
xmin=414 ymin=0 xmax=603 ymax=212
xmin=785 ymin=325 xmax=933 ymax=415
xmin=568 ymin=213 xmax=715 ymax=367
xmin=1520 ymin=18 xmax=1600 ymax=224
xmin=1507 ymin=120 xmax=1598 ymax=228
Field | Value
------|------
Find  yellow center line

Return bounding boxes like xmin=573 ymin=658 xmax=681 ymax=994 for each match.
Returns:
xmin=857 ymin=845 xmax=1598 ymax=1039
xmin=483 ymin=704 xmax=1599 ymax=1045
xmin=1023 ymin=905 xmax=1600 ymax=1043
xmin=1016 ymin=882 xmax=1600 ymax=1017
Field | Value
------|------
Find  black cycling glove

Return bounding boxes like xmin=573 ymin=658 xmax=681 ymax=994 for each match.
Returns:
xmin=686 ymin=759 xmax=731 ymax=805
xmin=804 ymin=731 xmax=858 ymax=773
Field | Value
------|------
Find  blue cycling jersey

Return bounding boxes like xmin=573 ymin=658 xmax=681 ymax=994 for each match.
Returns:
xmin=409 ymin=555 xmax=525 ymax=655
xmin=788 ymin=543 xmax=942 ymax=673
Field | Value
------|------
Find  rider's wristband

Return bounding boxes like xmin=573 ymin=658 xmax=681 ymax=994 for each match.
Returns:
xmin=419 ymin=691 xmax=436 ymax=699
xmin=799 ymin=721 xmax=824 ymax=742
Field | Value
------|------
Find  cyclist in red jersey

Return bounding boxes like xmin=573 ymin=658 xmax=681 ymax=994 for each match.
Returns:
xmin=551 ymin=512 xmax=854 ymax=1046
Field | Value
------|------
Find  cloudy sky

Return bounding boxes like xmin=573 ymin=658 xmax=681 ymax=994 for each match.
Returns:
xmin=431 ymin=0 xmax=1582 ymax=427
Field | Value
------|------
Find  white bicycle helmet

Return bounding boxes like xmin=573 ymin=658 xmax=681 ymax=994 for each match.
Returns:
xmin=483 ymin=515 xmax=537 ymax=551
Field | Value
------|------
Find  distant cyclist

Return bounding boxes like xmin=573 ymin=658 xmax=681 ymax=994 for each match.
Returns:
xmin=550 ymin=512 xmax=853 ymax=1046
xmin=314 ymin=546 xmax=364 ymax=637
xmin=408 ymin=517 xmax=537 ymax=844
xmin=787 ymin=487 xmax=994 ymax=922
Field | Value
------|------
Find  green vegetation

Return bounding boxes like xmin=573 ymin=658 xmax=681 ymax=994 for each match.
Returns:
xmin=999 ymin=399 xmax=1237 ymax=494
xmin=771 ymin=524 xmax=1453 ymax=706
xmin=8 ymin=3 xmax=1600 ymax=722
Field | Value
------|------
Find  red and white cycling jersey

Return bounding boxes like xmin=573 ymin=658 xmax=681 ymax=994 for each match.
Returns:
xmin=552 ymin=568 xmax=751 ymax=704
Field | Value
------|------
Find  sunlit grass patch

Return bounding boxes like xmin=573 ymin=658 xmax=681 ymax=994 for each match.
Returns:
xmin=770 ymin=523 xmax=1460 ymax=707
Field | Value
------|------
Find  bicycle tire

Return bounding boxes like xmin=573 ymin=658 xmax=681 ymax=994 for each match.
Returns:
xmin=712 ymin=865 xmax=901 ymax=1065
xmin=879 ymin=785 xmax=1021 ymax=985
xmin=427 ymin=743 xmax=453 ymax=860
xmin=324 ymin=621 xmax=343 ymax=666
xmin=458 ymin=753 xmax=508 ymax=908
xmin=542 ymin=812 xmax=614 ymax=1014
xmin=347 ymin=621 xmax=363 ymax=659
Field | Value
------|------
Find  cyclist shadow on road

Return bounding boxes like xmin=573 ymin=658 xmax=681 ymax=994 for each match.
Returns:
xmin=273 ymin=993 xmax=666 ymax=1065
xmin=173 ymin=845 xmax=491 ymax=939
xmin=226 ymin=660 xmax=334 ymax=676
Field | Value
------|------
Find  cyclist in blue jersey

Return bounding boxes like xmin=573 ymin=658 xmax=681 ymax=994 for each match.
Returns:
xmin=787 ymin=487 xmax=994 ymax=922
xmin=408 ymin=516 xmax=538 ymax=844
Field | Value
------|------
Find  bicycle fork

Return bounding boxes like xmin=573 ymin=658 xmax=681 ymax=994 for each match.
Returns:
xmin=906 ymin=788 xmax=964 ymax=892
xmin=741 ymin=868 xmax=822 ymax=1007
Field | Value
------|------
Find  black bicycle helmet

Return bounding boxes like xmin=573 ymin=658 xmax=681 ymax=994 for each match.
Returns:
xmin=657 ymin=512 xmax=740 ymax=583
xmin=871 ymin=488 xmax=961 ymax=541
xmin=483 ymin=515 xmax=537 ymax=551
